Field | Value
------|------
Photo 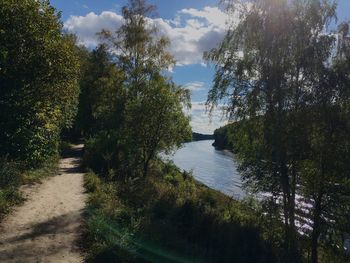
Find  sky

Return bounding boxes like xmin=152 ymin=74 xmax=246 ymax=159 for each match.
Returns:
xmin=51 ymin=0 xmax=350 ymax=134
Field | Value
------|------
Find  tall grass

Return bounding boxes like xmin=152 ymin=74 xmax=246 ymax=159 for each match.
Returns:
xmin=0 ymin=158 xmax=22 ymax=216
xmin=21 ymin=155 xmax=59 ymax=184
xmin=83 ymin=162 xmax=277 ymax=263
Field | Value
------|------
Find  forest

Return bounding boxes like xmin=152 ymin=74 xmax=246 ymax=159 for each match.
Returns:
xmin=0 ymin=0 xmax=349 ymax=262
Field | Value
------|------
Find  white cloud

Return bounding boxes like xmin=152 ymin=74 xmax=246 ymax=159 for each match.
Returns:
xmin=180 ymin=6 xmax=228 ymax=29
xmin=64 ymin=6 xmax=231 ymax=65
xmin=64 ymin=11 xmax=124 ymax=48
xmin=183 ymin=81 xmax=206 ymax=91
xmin=151 ymin=7 xmax=230 ymax=65
xmin=186 ymin=102 xmax=228 ymax=134
xmin=63 ymin=7 xmax=235 ymax=132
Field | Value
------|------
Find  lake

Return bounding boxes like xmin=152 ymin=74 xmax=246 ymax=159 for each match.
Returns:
xmin=165 ymin=140 xmax=245 ymax=199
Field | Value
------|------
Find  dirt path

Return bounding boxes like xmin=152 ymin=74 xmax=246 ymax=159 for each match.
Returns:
xmin=0 ymin=144 xmax=86 ymax=263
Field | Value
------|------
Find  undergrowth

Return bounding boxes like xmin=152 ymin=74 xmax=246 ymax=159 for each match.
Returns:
xmin=83 ymin=161 xmax=277 ymax=263
xmin=0 ymin=154 xmax=59 ymax=218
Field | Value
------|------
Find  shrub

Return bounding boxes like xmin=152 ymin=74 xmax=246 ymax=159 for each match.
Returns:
xmin=83 ymin=160 xmax=279 ymax=262
xmin=83 ymin=131 xmax=120 ymax=175
xmin=0 ymin=157 xmax=21 ymax=189
xmin=0 ymin=158 xmax=22 ymax=216
xmin=0 ymin=0 xmax=80 ymax=167
xmin=21 ymin=155 xmax=59 ymax=184
xmin=84 ymin=170 xmax=102 ymax=193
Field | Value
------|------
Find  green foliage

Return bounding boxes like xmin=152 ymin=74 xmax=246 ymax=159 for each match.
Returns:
xmin=84 ymin=171 xmax=144 ymax=262
xmin=73 ymin=45 xmax=125 ymax=137
xmin=84 ymin=170 xmax=102 ymax=193
xmin=0 ymin=187 xmax=22 ymax=217
xmin=78 ymin=0 xmax=192 ymax=179
xmin=0 ymin=155 xmax=58 ymax=216
xmin=0 ymin=158 xmax=22 ymax=216
xmin=191 ymin=132 xmax=214 ymax=142
xmin=0 ymin=158 xmax=21 ymax=189
xmin=0 ymin=0 xmax=80 ymax=167
xmin=124 ymin=79 xmax=192 ymax=176
xmin=84 ymin=163 xmax=277 ymax=263
xmin=106 ymin=0 xmax=192 ymax=176
xmin=207 ymin=0 xmax=350 ymax=262
xmin=213 ymin=123 xmax=236 ymax=150
xmin=21 ymin=155 xmax=59 ymax=184
xmin=83 ymin=131 xmax=122 ymax=176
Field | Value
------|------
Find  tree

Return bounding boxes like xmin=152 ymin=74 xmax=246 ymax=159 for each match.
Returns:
xmin=97 ymin=0 xmax=191 ymax=177
xmin=205 ymin=0 xmax=347 ymax=261
xmin=74 ymin=44 xmax=125 ymax=137
xmin=299 ymin=24 xmax=350 ymax=262
xmin=100 ymin=0 xmax=174 ymax=93
xmin=125 ymin=78 xmax=192 ymax=177
xmin=0 ymin=0 xmax=80 ymax=166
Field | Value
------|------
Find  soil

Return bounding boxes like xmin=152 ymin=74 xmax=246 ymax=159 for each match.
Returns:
xmin=0 ymin=144 xmax=86 ymax=263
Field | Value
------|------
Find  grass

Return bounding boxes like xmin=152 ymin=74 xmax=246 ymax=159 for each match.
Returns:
xmin=83 ymin=161 xmax=277 ymax=263
xmin=21 ymin=155 xmax=59 ymax=185
xmin=0 ymin=158 xmax=22 ymax=217
xmin=0 ymin=186 xmax=23 ymax=217
xmin=0 ymin=153 xmax=59 ymax=219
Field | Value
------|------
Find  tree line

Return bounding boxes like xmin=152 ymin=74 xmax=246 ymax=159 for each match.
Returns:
xmin=73 ymin=0 xmax=192 ymax=179
xmin=0 ymin=0 xmax=191 ymax=178
xmin=207 ymin=0 xmax=350 ymax=262
xmin=0 ymin=0 xmax=80 ymax=167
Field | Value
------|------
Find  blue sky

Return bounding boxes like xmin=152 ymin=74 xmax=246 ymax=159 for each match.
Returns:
xmin=51 ymin=0 xmax=350 ymax=134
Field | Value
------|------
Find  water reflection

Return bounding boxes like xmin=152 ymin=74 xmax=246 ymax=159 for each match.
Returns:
xmin=164 ymin=140 xmax=245 ymax=199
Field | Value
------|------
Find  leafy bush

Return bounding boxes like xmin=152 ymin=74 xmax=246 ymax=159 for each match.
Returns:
xmin=0 ymin=188 xmax=22 ymax=216
xmin=83 ymin=170 xmax=147 ymax=262
xmin=0 ymin=158 xmax=22 ymax=216
xmin=21 ymin=155 xmax=59 ymax=184
xmin=84 ymin=161 xmax=278 ymax=262
xmin=0 ymin=157 xmax=21 ymax=189
xmin=0 ymin=154 xmax=58 ymax=216
xmin=0 ymin=0 xmax=80 ymax=167
xmin=83 ymin=131 xmax=121 ymax=175
xmin=84 ymin=170 xmax=102 ymax=193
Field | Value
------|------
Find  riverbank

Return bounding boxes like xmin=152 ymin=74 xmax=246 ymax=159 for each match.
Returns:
xmin=164 ymin=140 xmax=244 ymax=198
xmin=212 ymin=123 xmax=350 ymax=263
xmin=83 ymin=160 xmax=277 ymax=262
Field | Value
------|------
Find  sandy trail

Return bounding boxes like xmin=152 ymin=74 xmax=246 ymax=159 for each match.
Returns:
xmin=0 ymin=144 xmax=86 ymax=263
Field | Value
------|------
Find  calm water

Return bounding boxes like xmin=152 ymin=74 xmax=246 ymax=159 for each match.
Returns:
xmin=165 ymin=140 xmax=245 ymax=198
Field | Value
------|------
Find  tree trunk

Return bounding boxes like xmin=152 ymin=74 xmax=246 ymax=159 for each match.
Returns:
xmin=281 ymin=161 xmax=300 ymax=262
xmin=311 ymin=192 xmax=323 ymax=263
xmin=311 ymin=218 xmax=320 ymax=263
xmin=143 ymin=159 xmax=149 ymax=177
xmin=289 ymin=165 xmax=299 ymax=261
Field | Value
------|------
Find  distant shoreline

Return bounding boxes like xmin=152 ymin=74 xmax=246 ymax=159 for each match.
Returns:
xmin=191 ymin=132 xmax=214 ymax=141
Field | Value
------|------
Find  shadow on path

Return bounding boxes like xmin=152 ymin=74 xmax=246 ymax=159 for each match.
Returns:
xmin=0 ymin=211 xmax=83 ymax=262
xmin=0 ymin=143 xmax=86 ymax=263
